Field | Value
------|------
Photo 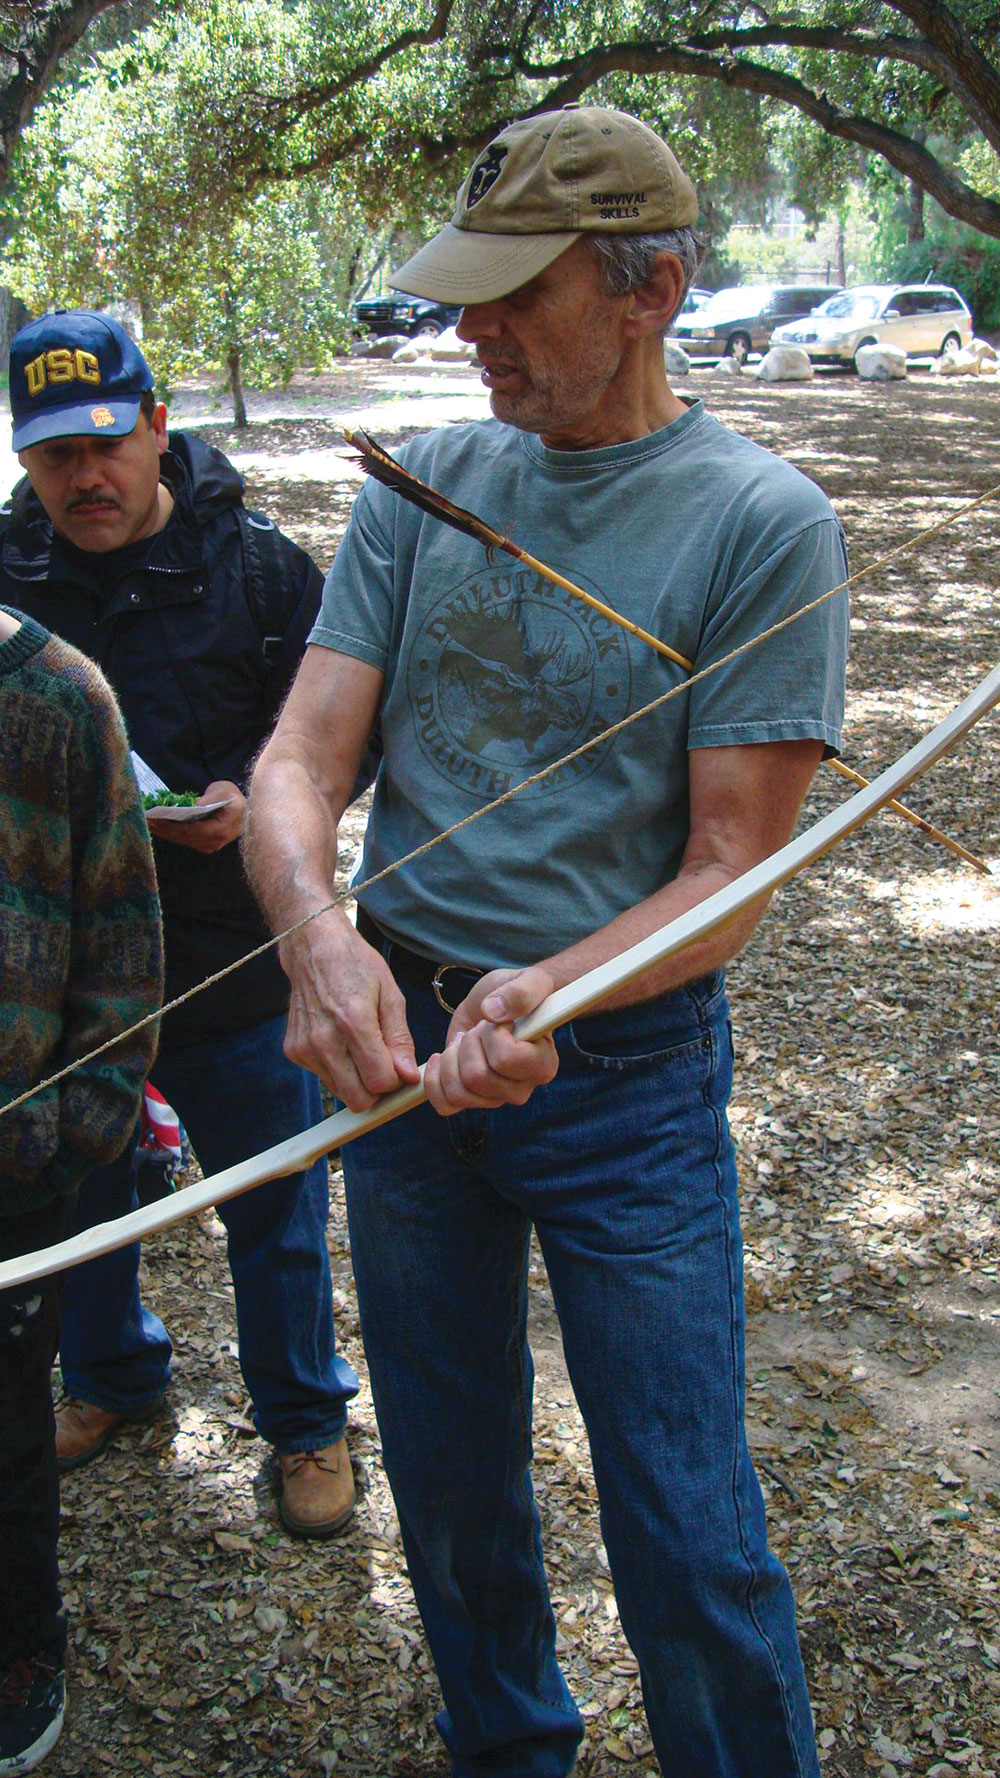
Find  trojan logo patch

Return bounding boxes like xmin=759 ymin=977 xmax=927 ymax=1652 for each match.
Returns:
xmin=466 ymin=145 xmax=508 ymax=209
xmin=90 ymin=406 xmax=115 ymax=427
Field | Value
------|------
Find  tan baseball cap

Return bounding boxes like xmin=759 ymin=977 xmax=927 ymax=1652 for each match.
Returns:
xmin=390 ymin=104 xmax=699 ymax=305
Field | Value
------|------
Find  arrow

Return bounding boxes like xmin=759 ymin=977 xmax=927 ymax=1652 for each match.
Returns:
xmin=347 ymin=428 xmax=990 ymax=874
xmin=2 ymin=660 xmax=996 ymax=1294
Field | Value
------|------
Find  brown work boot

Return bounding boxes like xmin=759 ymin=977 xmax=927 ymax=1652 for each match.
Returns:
xmin=55 ymin=1396 xmax=161 ymax=1472
xmin=55 ymin=1399 xmax=129 ymax=1472
xmin=278 ymin=1436 xmax=355 ymax=1539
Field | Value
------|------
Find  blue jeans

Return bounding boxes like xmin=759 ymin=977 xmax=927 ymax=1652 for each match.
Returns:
xmin=343 ymin=975 xmax=818 ymax=1778
xmin=59 ymin=1015 xmax=358 ymax=1452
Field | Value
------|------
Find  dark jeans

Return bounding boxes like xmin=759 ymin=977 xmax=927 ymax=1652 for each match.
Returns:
xmin=58 ymin=1015 xmax=358 ymax=1451
xmin=0 ymin=1197 xmax=75 ymax=1671
xmin=343 ymin=974 xmax=819 ymax=1778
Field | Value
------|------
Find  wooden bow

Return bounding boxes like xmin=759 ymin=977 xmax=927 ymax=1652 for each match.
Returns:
xmin=2 ymin=660 xmax=996 ymax=1294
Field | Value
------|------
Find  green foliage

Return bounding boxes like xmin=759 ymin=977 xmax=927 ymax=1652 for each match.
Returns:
xmin=4 ymin=0 xmax=1000 ymax=402
xmin=892 ymin=228 xmax=1000 ymax=333
xmin=851 ymin=166 xmax=915 ymax=277
xmin=146 ymin=184 xmax=351 ymax=393
xmin=846 ymin=136 xmax=1000 ymax=328
xmin=722 ymin=227 xmax=803 ymax=284
xmin=960 ymin=137 xmax=1000 ymax=203
xmin=0 ymin=2 xmax=383 ymax=406
xmin=600 ymin=69 xmax=779 ymax=223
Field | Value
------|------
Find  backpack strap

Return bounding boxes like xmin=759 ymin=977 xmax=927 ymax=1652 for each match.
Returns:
xmin=236 ymin=506 xmax=293 ymax=666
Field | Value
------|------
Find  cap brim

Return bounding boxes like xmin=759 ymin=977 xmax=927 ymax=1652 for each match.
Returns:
xmin=12 ymin=396 xmax=142 ymax=453
xmin=390 ymin=224 xmax=581 ymax=305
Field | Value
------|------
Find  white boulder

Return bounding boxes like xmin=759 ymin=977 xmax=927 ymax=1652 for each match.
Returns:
xmin=755 ymin=345 xmax=814 ymax=382
xmin=931 ymin=346 xmax=980 ymax=376
xmin=969 ymin=336 xmax=1000 ymax=366
xmin=663 ymin=340 xmax=691 ymax=377
xmin=855 ymin=343 xmax=908 ymax=380
xmin=351 ymin=332 xmax=409 ymax=359
xmin=392 ymin=342 xmax=422 ymax=364
xmin=713 ymin=356 xmax=742 ymax=377
xmin=429 ymin=327 xmax=477 ymax=362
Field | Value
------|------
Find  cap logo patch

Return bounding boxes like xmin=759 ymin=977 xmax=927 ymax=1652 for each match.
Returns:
xmin=24 ymin=347 xmax=101 ymax=397
xmin=466 ymin=144 xmax=508 ymax=209
xmin=90 ymin=406 xmax=115 ymax=427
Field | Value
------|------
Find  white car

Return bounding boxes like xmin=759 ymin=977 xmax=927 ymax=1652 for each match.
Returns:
xmin=771 ymin=283 xmax=972 ymax=369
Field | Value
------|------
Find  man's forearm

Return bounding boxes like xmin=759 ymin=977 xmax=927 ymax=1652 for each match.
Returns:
xmin=539 ymin=861 xmax=771 ymax=1012
xmin=244 ymin=645 xmax=385 ymax=951
xmin=243 ymin=746 xmax=344 ymax=942
xmin=539 ymin=739 xmax=825 ymax=1011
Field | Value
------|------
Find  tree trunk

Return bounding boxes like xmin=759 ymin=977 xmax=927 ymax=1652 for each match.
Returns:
xmin=0 ymin=285 xmax=29 ymax=359
xmin=908 ymin=178 xmax=926 ymax=243
xmin=227 ymin=346 xmax=248 ymax=429
xmin=835 ymin=215 xmax=846 ymax=286
xmin=908 ymin=125 xmax=926 ymax=243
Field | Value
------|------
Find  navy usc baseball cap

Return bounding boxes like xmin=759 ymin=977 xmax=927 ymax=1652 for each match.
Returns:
xmin=10 ymin=309 xmax=154 ymax=451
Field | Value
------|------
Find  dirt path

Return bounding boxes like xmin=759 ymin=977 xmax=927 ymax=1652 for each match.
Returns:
xmin=47 ymin=356 xmax=1000 ymax=1778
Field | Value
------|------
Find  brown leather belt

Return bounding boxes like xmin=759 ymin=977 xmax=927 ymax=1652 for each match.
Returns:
xmin=355 ymin=904 xmax=486 ymax=1015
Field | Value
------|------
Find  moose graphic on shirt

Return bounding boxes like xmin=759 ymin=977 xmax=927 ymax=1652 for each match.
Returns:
xmin=407 ymin=569 xmax=631 ymax=798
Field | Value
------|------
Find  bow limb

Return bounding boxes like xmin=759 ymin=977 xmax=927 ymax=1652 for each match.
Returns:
xmin=0 ymin=1079 xmax=428 ymax=1295
xmin=3 ymin=661 xmax=998 ymax=1294
xmin=514 ymin=661 xmax=1000 ymax=1043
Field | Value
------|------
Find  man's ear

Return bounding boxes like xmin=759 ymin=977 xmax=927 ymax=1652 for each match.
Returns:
xmin=623 ymin=253 xmax=687 ymax=340
xmin=151 ymin=402 xmax=169 ymax=456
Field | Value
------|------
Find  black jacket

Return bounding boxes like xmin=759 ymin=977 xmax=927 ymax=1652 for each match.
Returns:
xmin=0 ymin=431 xmax=322 ymax=1047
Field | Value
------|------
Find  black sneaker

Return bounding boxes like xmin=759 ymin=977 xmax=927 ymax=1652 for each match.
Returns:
xmin=0 ymin=1658 xmax=65 ymax=1773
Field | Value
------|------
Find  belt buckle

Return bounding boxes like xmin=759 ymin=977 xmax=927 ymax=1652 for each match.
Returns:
xmin=432 ymin=963 xmax=480 ymax=1016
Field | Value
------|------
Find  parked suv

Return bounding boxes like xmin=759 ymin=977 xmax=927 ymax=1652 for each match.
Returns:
xmin=771 ymin=283 xmax=972 ymax=368
xmin=351 ymin=291 xmax=462 ymax=338
xmin=670 ymin=283 xmax=842 ymax=361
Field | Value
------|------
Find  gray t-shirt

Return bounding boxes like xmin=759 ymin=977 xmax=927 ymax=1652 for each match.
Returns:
xmin=312 ymin=400 xmax=849 ymax=969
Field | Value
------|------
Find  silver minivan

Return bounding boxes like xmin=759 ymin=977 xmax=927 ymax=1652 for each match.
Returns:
xmin=771 ymin=283 xmax=972 ymax=368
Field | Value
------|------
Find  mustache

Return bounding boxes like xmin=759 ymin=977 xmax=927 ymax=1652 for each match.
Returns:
xmin=64 ymin=494 xmax=120 ymax=515
xmin=476 ymin=347 xmax=526 ymax=372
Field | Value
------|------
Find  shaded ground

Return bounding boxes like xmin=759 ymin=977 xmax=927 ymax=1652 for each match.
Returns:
xmin=52 ymin=357 xmax=999 ymax=1778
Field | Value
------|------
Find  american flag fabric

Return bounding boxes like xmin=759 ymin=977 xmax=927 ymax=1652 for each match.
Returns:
xmin=140 ymin=1083 xmax=183 ymax=1161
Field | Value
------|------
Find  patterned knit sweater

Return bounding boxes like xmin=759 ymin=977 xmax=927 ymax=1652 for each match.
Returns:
xmin=0 ymin=609 xmax=163 ymax=1217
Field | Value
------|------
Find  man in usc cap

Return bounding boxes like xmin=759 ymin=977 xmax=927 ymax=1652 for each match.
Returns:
xmin=247 ymin=105 xmax=849 ymax=1776
xmin=2 ymin=309 xmax=360 ymax=1539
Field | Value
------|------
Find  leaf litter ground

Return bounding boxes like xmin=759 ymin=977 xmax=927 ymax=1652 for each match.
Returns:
xmin=53 ymin=360 xmax=999 ymax=1778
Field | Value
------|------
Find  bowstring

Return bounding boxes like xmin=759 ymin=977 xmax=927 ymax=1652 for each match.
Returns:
xmin=2 ymin=475 xmax=998 ymax=1125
